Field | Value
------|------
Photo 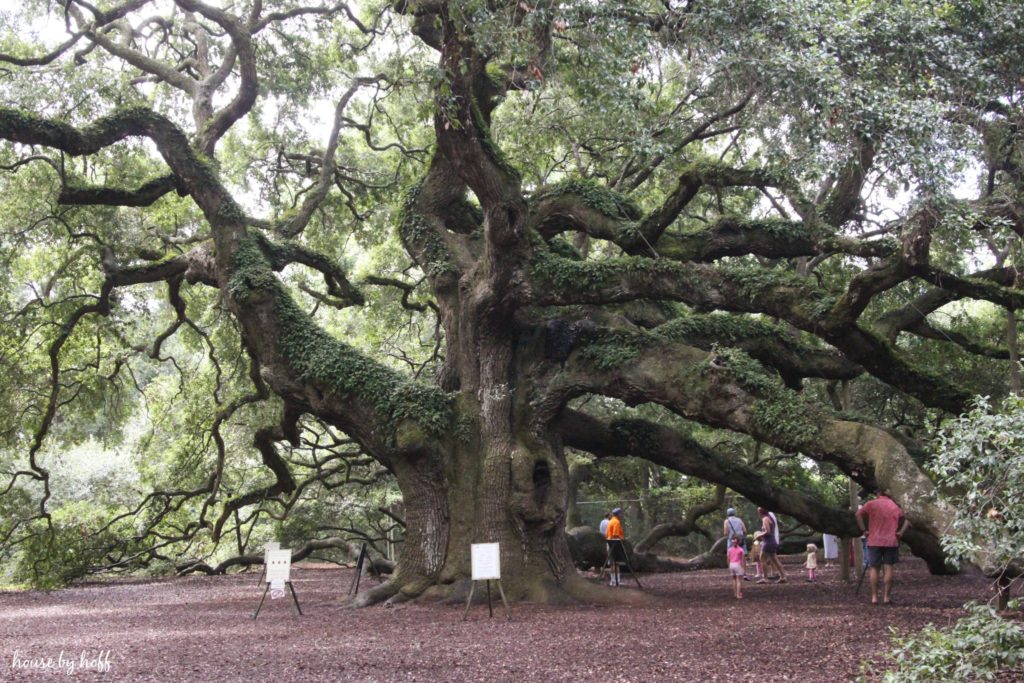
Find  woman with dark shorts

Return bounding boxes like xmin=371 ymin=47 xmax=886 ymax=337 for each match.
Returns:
xmin=757 ymin=507 xmax=787 ymax=583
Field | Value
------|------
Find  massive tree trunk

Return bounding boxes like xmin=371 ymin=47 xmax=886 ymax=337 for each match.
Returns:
xmin=354 ymin=393 xmax=582 ymax=604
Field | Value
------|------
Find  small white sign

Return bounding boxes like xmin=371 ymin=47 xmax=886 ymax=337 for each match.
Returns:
xmin=265 ymin=549 xmax=292 ymax=583
xmin=270 ymin=579 xmax=285 ymax=599
xmin=263 ymin=541 xmax=280 ymax=567
xmin=471 ymin=543 xmax=501 ymax=580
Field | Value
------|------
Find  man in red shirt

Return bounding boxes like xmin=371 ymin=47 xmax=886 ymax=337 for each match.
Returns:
xmin=856 ymin=489 xmax=910 ymax=605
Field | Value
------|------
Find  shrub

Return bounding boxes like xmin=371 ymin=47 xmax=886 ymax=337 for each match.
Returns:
xmin=870 ymin=602 xmax=1024 ymax=682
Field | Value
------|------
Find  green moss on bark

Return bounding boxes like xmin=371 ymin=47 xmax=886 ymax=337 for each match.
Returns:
xmin=531 ymin=250 xmax=695 ymax=293
xmin=532 ymin=179 xmax=642 ymax=221
xmin=656 ymin=313 xmax=782 ymax=344
xmin=469 ymin=97 xmax=521 ymax=182
xmin=398 ymin=180 xmax=455 ymax=277
xmin=229 ymin=233 xmax=452 ymax=439
xmin=579 ymin=331 xmax=646 ymax=370
xmin=703 ymin=347 xmax=822 ymax=450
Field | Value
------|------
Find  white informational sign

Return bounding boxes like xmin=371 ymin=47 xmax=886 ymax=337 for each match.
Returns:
xmin=471 ymin=543 xmax=501 ymax=580
xmin=263 ymin=541 xmax=280 ymax=567
xmin=270 ymin=579 xmax=285 ymax=599
xmin=265 ymin=549 xmax=292 ymax=583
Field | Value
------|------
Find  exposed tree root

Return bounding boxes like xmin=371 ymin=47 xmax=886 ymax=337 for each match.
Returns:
xmin=351 ymin=579 xmax=401 ymax=607
xmin=633 ymin=537 xmax=728 ymax=573
xmin=348 ymin=571 xmax=657 ymax=608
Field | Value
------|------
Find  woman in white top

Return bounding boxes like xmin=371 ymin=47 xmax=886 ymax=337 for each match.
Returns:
xmin=822 ymin=533 xmax=839 ymax=567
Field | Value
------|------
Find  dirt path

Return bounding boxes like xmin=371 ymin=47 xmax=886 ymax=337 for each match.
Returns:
xmin=0 ymin=557 xmax=991 ymax=682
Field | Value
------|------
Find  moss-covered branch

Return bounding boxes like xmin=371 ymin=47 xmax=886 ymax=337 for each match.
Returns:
xmin=632 ymin=161 xmax=783 ymax=249
xmin=527 ymin=248 xmax=971 ymax=412
xmin=528 ymin=167 xmax=887 ymax=264
xmin=58 ymin=174 xmax=183 ymax=207
xmin=398 ymin=178 xmax=460 ymax=281
xmin=550 ymin=339 xmax=952 ymax=569
xmin=657 ymin=217 xmax=897 ymax=262
xmin=654 ymin=313 xmax=862 ymax=385
xmin=227 ymin=233 xmax=452 ymax=449
xmin=249 ymin=231 xmax=364 ymax=307
xmin=558 ymin=409 xmax=861 ymax=538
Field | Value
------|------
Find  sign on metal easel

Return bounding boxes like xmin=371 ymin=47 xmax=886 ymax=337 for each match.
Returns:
xmin=256 ymin=541 xmax=280 ymax=585
xmin=253 ymin=549 xmax=303 ymax=619
xmin=462 ymin=543 xmax=510 ymax=621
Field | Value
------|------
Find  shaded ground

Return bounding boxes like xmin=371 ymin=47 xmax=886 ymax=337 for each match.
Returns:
xmin=0 ymin=556 xmax=995 ymax=682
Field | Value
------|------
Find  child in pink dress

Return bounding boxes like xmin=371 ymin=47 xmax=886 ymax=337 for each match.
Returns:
xmin=728 ymin=537 xmax=746 ymax=599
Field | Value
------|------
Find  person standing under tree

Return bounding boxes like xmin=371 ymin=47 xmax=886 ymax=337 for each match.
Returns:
xmin=605 ymin=507 xmax=626 ymax=586
xmin=727 ymin=537 xmax=746 ymax=599
xmin=856 ymin=489 xmax=909 ymax=605
xmin=723 ymin=507 xmax=748 ymax=576
xmin=598 ymin=512 xmax=612 ymax=575
xmin=599 ymin=512 xmax=611 ymax=538
xmin=750 ymin=535 xmax=764 ymax=580
xmin=756 ymin=507 xmax=787 ymax=583
xmin=804 ymin=543 xmax=818 ymax=582
xmin=822 ymin=533 xmax=839 ymax=568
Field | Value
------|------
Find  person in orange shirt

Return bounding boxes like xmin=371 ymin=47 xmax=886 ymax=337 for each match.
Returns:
xmin=606 ymin=507 xmax=625 ymax=586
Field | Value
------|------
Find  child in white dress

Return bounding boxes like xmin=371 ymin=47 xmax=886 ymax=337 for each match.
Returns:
xmin=751 ymin=535 xmax=764 ymax=579
xmin=804 ymin=542 xmax=818 ymax=582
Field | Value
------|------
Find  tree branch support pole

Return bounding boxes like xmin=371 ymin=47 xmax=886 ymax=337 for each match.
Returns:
xmin=850 ymin=480 xmax=864 ymax=572
xmin=838 ymin=537 xmax=851 ymax=582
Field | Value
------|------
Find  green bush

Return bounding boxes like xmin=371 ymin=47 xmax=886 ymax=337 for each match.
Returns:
xmin=931 ymin=396 xmax=1024 ymax=577
xmin=870 ymin=602 xmax=1024 ymax=682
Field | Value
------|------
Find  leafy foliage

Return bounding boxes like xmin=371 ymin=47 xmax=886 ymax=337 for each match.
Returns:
xmin=932 ymin=396 xmax=1024 ymax=577
xmin=872 ymin=602 xmax=1024 ymax=683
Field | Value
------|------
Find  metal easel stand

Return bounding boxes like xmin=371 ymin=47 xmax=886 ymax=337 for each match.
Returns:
xmin=253 ymin=581 xmax=303 ymax=620
xmin=348 ymin=543 xmax=369 ymax=597
xmin=599 ymin=540 xmax=643 ymax=589
xmin=462 ymin=579 xmax=511 ymax=621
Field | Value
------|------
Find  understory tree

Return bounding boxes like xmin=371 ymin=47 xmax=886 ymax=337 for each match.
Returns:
xmin=1 ymin=0 xmax=1022 ymax=603
xmin=933 ymin=396 xmax=1024 ymax=610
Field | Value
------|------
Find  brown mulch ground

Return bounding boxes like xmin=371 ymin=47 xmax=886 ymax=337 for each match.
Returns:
xmin=0 ymin=556 xmax=995 ymax=682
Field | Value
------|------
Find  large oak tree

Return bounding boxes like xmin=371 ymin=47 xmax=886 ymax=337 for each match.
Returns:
xmin=1 ymin=0 xmax=1022 ymax=602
